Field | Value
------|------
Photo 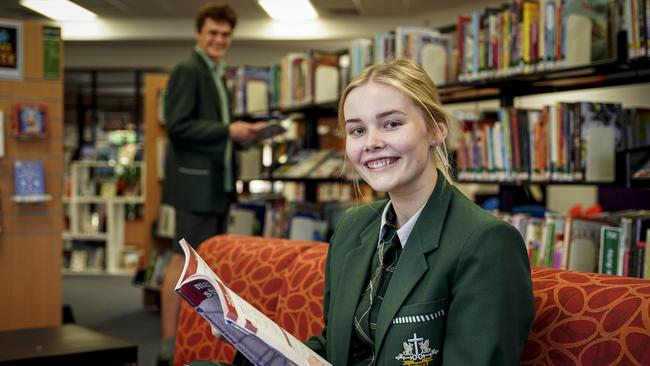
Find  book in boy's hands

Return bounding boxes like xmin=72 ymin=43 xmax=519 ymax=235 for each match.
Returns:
xmin=175 ymin=239 xmax=331 ymax=366
xmin=251 ymin=121 xmax=287 ymax=144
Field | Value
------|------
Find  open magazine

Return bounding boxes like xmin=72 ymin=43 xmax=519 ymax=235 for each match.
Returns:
xmin=175 ymin=239 xmax=331 ymax=366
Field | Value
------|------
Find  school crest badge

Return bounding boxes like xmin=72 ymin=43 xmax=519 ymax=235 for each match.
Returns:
xmin=395 ymin=333 xmax=438 ymax=365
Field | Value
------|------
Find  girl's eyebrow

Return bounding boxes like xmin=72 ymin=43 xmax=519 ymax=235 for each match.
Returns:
xmin=376 ymin=110 xmax=405 ymax=119
xmin=345 ymin=110 xmax=406 ymax=124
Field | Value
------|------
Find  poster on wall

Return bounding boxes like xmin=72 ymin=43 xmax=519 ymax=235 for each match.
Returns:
xmin=0 ymin=19 xmax=23 ymax=80
xmin=43 ymin=26 xmax=61 ymax=79
xmin=12 ymin=103 xmax=48 ymax=137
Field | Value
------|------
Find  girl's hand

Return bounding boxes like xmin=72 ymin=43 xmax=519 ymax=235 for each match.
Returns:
xmin=307 ymin=356 xmax=326 ymax=366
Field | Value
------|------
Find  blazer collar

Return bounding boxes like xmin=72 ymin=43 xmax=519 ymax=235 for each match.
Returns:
xmin=328 ymin=201 xmax=383 ymax=366
xmin=193 ymin=47 xmax=226 ymax=75
xmin=374 ymin=171 xmax=453 ymax=353
xmin=190 ymin=50 xmax=226 ymax=112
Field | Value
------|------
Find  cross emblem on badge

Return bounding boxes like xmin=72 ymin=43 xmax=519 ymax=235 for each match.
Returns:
xmin=395 ymin=333 xmax=438 ymax=365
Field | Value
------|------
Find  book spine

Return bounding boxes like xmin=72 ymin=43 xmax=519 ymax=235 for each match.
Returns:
xmin=556 ymin=0 xmax=564 ymax=64
xmin=635 ymin=242 xmax=646 ymax=278
xmin=599 ymin=226 xmax=622 ymax=275
xmin=620 ymin=218 xmax=634 ymax=277
xmin=543 ymin=218 xmax=556 ymax=267
xmin=507 ymin=108 xmax=517 ymax=174
xmin=646 ymin=0 xmax=650 ymax=55
xmin=645 ymin=228 xmax=650 ymax=279
xmin=639 ymin=0 xmax=647 ymax=56
xmin=503 ymin=7 xmax=512 ymax=73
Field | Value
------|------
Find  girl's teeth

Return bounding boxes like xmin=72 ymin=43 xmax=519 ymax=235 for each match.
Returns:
xmin=367 ymin=158 xmax=395 ymax=169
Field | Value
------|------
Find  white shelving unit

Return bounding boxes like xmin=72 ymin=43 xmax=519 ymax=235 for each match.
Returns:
xmin=63 ymin=160 xmax=145 ymax=274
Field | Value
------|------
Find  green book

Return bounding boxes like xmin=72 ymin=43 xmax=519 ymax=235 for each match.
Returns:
xmin=599 ymin=226 xmax=622 ymax=275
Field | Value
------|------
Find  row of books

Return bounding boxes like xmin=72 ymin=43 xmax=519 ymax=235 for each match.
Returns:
xmin=238 ymin=144 xmax=348 ymax=182
xmin=454 ymin=103 xmax=649 ymax=182
xmin=350 ymin=0 xmax=648 ymax=86
xmin=135 ymin=249 xmax=171 ymax=289
xmin=63 ymin=244 xmax=105 ymax=273
xmin=62 ymin=240 xmax=141 ymax=273
xmin=224 ymin=0 xmax=648 ymax=115
xmin=227 ymin=197 xmax=353 ymax=241
xmin=272 ymin=149 xmax=346 ymax=180
xmin=225 ymin=50 xmax=346 ymax=114
xmin=455 ymin=0 xmax=618 ymax=80
xmin=226 ymin=65 xmax=279 ymax=115
xmin=496 ymin=209 xmax=650 ymax=278
xmin=350 ymin=27 xmax=453 ymax=86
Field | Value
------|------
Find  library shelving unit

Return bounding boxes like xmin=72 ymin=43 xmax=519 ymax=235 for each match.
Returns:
xmin=62 ymin=160 xmax=145 ymax=274
xmin=437 ymin=55 xmax=650 ymax=212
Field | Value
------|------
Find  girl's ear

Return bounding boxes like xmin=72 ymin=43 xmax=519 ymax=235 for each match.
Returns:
xmin=436 ymin=122 xmax=449 ymax=141
xmin=430 ymin=122 xmax=448 ymax=147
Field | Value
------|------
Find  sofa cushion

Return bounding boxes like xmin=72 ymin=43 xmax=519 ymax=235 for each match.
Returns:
xmin=174 ymin=235 xmax=321 ymax=366
xmin=274 ymin=243 xmax=328 ymax=341
xmin=521 ymin=267 xmax=650 ymax=366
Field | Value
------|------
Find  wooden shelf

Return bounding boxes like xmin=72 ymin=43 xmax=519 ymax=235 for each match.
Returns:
xmin=11 ymin=194 xmax=52 ymax=203
xmin=456 ymin=180 xmax=617 ymax=187
xmin=241 ymin=176 xmax=348 ymax=183
xmin=62 ymin=232 xmax=108 ymax=241
xmin=63 ymin=196 xmax=144 ymax=204
xmin=62 ymin=269 xmax=135 ymax=276
xmin=438 ymin=58 xmax=650 ymax=104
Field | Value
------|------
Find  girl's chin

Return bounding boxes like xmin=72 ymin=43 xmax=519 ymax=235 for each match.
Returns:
xmin=360 ymin=177 xmax=395 ymax=192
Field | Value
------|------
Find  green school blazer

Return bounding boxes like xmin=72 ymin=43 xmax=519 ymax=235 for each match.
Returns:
xmin=305 ymin=173 xmax=535 ymax=366
xmin=162 ymin=50 xmax=233 ymax=214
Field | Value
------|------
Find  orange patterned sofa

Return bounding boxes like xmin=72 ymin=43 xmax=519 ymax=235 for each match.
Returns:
xmin=174 ymin=235 xmax=650 ymax=366
xmin=174 ymin=235 xmax=327 ymax=366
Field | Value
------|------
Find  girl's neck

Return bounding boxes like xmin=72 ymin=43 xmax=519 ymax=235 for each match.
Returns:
xmin=389 ymin=167 xmax=438 ymax=227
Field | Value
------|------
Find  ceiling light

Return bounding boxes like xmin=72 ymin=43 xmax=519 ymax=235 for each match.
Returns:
xmin=20 ymin=0 xmax=97 ymax=22
xmin=258 ymin=0 xmax=318 ymax=20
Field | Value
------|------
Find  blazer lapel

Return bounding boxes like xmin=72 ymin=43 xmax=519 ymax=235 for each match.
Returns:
xmin=374 ymin=174 xmax=453 ymax=352
xmin=328 ymin=214 xmax=381 ymax=366
xmin=191 ymin=51 xmax=222 ymax=109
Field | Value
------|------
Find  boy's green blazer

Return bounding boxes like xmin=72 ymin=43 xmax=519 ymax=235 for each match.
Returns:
xmin=162 ymin=50 xmax=233 ymax=214
xmin=306 ymin=173 xmax=535 ymax=366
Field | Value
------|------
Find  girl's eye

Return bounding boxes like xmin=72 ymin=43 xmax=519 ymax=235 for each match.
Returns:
xmin=385 ymin=120 xmax=401 ymax=129
xmin=348 ymin=127 xmax=365 ymax=137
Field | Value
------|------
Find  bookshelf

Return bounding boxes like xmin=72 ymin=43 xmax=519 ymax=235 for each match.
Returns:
xmin=133 ymin=0 xmax=650 ymax=279
xmin=62 ymin=160 xmax=145 ymax=274
xmin=442 ymin=58 xmax=650 ymax=212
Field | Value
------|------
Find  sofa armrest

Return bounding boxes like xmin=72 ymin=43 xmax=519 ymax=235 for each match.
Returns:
xmin=521 ymin=267 xmax=650 ymax=365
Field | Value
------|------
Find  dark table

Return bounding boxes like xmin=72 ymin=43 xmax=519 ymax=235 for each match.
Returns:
xmin=0 ymin=324 xmax=137 ymax=365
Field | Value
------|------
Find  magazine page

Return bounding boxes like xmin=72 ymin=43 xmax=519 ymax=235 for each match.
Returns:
xmin=175 ymin=239 xmax=331 ymax=366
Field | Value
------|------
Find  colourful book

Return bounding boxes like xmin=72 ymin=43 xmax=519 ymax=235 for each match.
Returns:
xmin=13 ymin=160 xmax=45 ymax=196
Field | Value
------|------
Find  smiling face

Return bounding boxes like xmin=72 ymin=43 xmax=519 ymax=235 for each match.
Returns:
xmin=344 ymin=81 xmax=439 ymax=199
xmin=195 ymin=18 xmax=233 ymax=62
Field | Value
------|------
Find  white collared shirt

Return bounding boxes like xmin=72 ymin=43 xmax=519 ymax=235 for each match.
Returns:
xmin=377 ymin=201 xmax=426 ymax=248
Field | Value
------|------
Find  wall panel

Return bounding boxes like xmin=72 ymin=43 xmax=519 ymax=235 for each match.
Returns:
xmin=0 ymin=21 xmax=64 ymax=331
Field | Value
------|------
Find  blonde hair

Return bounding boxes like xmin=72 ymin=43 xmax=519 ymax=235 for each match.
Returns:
xmin=338 ymin=58 xmax=455 ymax=185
